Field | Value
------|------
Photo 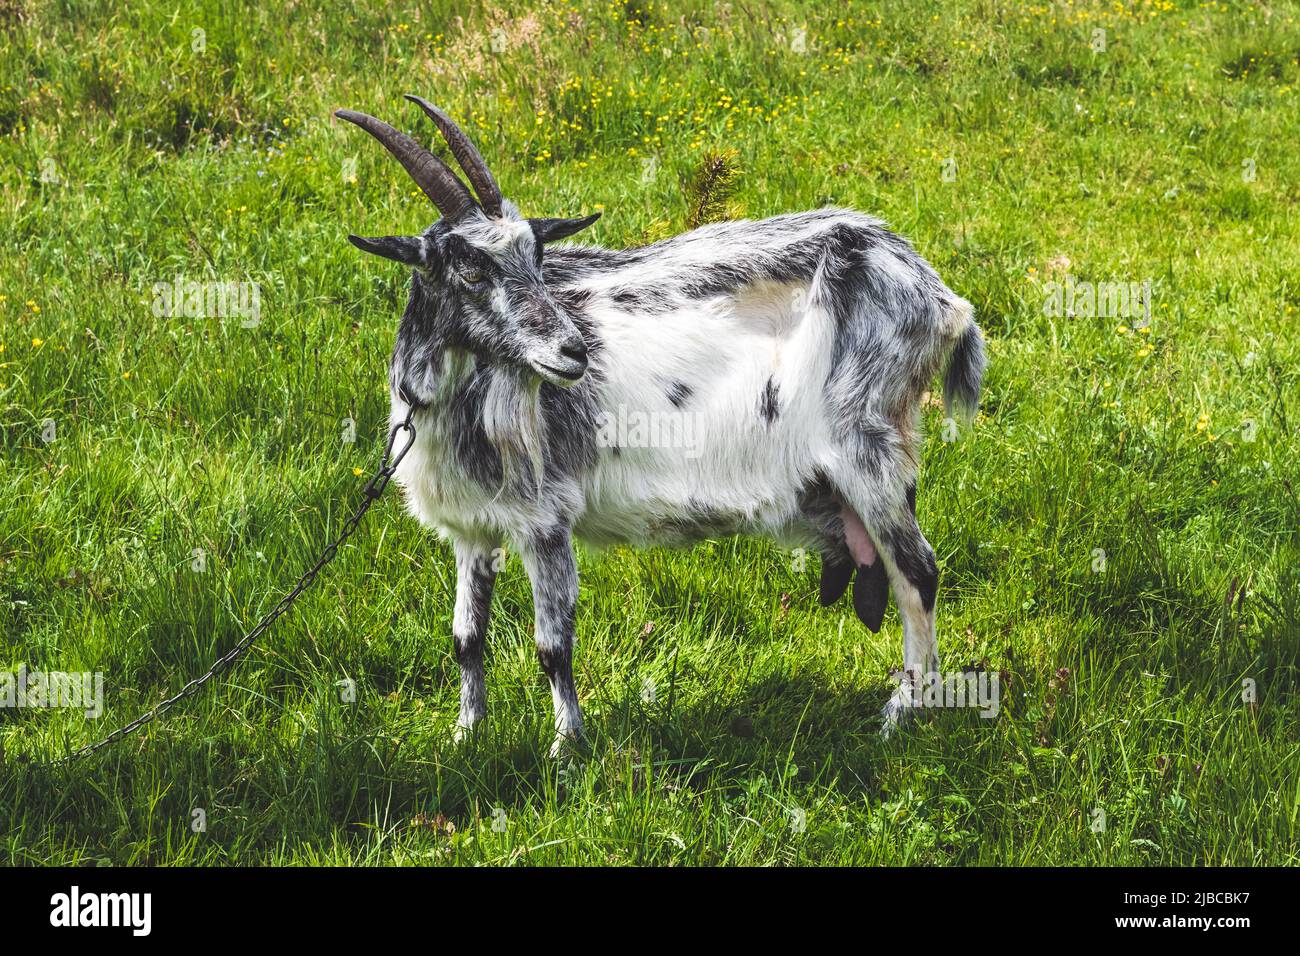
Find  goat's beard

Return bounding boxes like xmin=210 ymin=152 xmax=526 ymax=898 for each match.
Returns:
xmin=481 ymin=366 xmax=545 ymax=500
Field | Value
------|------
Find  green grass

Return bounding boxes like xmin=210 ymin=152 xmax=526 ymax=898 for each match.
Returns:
xmin=1 ymin=0 xmax=1298 ymax=865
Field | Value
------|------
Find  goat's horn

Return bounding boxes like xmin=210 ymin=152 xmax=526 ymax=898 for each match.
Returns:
xmin=404 ymin=95 xmax=504 ymax=218
xmin=334 ymin=107 xmax=475 ymax=220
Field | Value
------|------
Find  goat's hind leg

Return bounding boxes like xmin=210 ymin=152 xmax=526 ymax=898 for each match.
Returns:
xmin=876 ymin=482 xmax=941 ymax=734
xmin=827 ymin=433 xmax=941 ymax=735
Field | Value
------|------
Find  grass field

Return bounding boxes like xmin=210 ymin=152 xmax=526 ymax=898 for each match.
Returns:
xmin=1 ymin=0 xmax=1298 ymax=866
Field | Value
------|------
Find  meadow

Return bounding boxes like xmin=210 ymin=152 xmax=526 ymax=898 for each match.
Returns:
xmin=0 ymin=0 xmax=1297 ymax=865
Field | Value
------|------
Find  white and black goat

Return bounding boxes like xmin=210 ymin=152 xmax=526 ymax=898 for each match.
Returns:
xmin=336 ymin=97 xmax=986 ymax=751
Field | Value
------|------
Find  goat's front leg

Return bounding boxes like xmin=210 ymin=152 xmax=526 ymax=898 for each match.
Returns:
xmin=452 ymin=537 xmax=499 ymax=737
xmin=518 ymin=526 xmax=583 ymax=754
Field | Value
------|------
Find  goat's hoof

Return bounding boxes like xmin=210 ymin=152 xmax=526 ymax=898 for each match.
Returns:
xmin=548 ymin=731 xmax=587 ymax=759
xmin=452 ymin=720 xmax=482 ymax=745
xmin=880 ymin=687 xmax=918 ymax=738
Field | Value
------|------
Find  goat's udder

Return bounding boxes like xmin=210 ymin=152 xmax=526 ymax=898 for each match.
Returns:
xmin=840 ymin=505 xmax=878 ymax=567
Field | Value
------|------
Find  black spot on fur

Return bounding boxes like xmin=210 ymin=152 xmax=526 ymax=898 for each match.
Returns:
xmin=536 ymin=645 xmax=574 ymax=685
xmin=666 ymin=381 xmax=693 ymax=408
xmin=889 ymin=527 xmax=938 ymax=613
xmin=760 ymin=377 xmax=780 ymax=424
xmin=611 ymin=286 xmax=673 ymax=311
xmin=456 ymin=632 xmax=485 ymax=671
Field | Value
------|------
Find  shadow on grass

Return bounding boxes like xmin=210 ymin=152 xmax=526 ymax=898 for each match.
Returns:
xmin=1 ymin=666 xmax=908 ymax=856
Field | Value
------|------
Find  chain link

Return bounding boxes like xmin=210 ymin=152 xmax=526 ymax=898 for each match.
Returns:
xmin=53 ymin=407 xmax=417 ymax=765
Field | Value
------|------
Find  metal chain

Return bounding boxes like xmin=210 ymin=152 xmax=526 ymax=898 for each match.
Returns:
xmin=54 ymin=406 xmax=417 ymax=765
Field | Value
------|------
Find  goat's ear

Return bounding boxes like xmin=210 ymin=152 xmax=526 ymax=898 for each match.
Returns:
xmin=529 ymin=213 xmax=601 ymax=245
xmin=347 ymin=234 xmax=426 ymax=267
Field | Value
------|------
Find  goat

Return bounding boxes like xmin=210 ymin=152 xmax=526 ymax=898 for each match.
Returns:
xmin=336 ymin=97 xmax=986 ymax=752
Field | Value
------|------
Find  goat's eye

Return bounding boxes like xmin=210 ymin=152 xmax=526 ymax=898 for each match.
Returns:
xmin=460 ymin=268 xmax=485 ymax=285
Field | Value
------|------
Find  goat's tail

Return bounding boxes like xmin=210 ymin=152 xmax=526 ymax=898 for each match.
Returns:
xmin=941 ymin=299 xmax=986 ymax=422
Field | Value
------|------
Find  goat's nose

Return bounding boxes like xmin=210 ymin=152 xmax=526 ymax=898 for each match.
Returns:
xmin=559 ymin=339 xmax=588 ymax=364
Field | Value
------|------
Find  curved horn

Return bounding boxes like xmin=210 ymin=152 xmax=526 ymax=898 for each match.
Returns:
xmin=404 ymin=95 xmax=504 ymax=218
xmin=334 ymin=107 xmax=475 ymax=220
